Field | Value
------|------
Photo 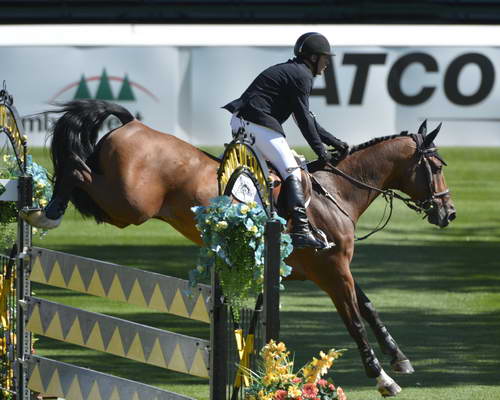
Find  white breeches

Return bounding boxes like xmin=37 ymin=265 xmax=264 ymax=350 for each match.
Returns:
xmin=230 ymin=114 xmax=302 ymax=181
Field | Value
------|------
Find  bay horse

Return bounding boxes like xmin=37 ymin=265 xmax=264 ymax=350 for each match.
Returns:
xmin=22 ymin=100 xmax=456 ymax=397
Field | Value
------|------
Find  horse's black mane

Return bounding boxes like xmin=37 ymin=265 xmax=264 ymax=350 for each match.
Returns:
xmin=348 ymin=131 xmax=411 ymax=155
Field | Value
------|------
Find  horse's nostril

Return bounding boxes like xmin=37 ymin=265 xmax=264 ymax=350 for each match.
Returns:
xmin=448 ymin=211 xmax=456 ymax=221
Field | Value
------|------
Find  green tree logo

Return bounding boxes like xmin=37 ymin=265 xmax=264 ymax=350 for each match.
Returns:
xmin=74 ymin=75 xmax=92 ymax=99
xmin=49 ymin=69 xmax=158 ymax=103
xmin=117 ymin=74 xmax=135 ymax=101
xmin=74 ymin=69 xmax=136 ymax=101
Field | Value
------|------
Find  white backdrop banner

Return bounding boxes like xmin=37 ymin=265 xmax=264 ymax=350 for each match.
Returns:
xmin=0 ymin=46 xmax=499 ymax=147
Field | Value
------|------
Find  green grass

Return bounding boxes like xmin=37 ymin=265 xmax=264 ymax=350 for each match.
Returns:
xmin=27 ymin=146 xmax=500 ymax=400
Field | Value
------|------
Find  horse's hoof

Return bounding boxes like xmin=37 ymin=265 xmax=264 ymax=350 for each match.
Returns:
xmin=19 ymin=208 xmax=62 ymax=229
xmin=391 ymin=359 xmax=415 ymax=374
xmin=378 ymin=381 xmax=402 ymax=397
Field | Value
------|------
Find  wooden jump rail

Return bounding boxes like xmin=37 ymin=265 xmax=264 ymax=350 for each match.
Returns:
xmin=20 ymin=243 xmax=232 ymax=400
xmin=27 ymin=248 xmax=210 ymax=378
xmin=13 ymin=222 xmax=219 ymax=399
xmin=29 ymin=247 xmax=211 ymax=324
xmin=27 ymin=356 xmax=194 ymax=400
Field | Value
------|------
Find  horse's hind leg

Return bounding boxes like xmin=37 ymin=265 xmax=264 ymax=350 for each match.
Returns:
xmin=21 ymin=155 xmax=92 ymax=229
xmin=355 ymin=283 xmax=415 ymax=374
xmin=45 ymin=155 xmax=92 ymax=219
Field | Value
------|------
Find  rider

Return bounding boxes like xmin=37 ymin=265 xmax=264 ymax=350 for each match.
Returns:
xmin=223 ymin=32 xmax=349 ymax=249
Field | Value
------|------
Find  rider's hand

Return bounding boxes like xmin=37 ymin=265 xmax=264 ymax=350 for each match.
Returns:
xmin=318 ymin=151 xmax=333 ymax=164
xmin=339 ymin=143 xmax=350 ymax=157
xmin=325 ymin=144 xmax=349 ymax=164
xmin=336 ymin=140 xmax=349 ymax=153
xmin=324 ymin=135 xmax=349 ymax=151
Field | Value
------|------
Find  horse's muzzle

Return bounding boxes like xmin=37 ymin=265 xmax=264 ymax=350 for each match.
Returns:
xmin=427 ymin=201 xmax=456 ymax=228
xmin=447 ymin=208 xmax=457 ymax=222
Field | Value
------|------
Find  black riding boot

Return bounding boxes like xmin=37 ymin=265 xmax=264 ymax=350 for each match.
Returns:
xmin=284 ymin=175 xmax=326 ymax=249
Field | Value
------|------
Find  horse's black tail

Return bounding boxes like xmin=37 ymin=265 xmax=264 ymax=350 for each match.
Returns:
xmin=50 ymin=99 xmax=134 ymax=222
xmin=50 ymin=99 xmax=133 ymax=182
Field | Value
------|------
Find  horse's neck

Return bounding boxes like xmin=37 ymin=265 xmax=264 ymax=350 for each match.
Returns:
xmin=337 ymin=137 xmax=414 ymax=221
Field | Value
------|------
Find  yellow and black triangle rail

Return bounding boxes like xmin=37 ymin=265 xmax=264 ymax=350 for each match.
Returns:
xmin=29 ymin=247 xmax=211 ymax=323
xmin=26 ymin=297 xmax=210 ymax=378
xmin=28 ymin=355 xmax=194 ymax=400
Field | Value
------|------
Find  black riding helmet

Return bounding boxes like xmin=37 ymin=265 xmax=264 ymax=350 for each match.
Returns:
xmin=294 ymin=32 xmax=333 ymax=76
xmin=294 ymin=32 xmax=333 ymax=58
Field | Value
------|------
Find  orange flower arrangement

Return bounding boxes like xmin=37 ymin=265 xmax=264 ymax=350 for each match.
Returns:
xmin=244 ymin=340 xmax=347 ymax=400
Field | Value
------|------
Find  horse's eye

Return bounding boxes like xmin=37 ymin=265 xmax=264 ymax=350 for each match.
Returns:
xmin=429 ymin=159 xmax=442 ymax=173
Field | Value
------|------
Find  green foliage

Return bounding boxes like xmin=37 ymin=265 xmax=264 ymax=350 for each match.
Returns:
xmin=190 ymin=196 xmax=293 ymax=320
xmin=0 ymin=201 xmax=16 ymax=225
xmin=0 ymin=154 xmax=53 ymax=247
xmin=0 ymin=223 xmax=16 ymax=253
xmin=26 ymin=155 xmax=54 ymax=209
xmin=0 ymin=154 xmax=20 ymax=251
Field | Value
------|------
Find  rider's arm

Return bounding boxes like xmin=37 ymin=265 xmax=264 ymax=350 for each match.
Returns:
xmin=311 ymin=113 xmax=348 ymax=150
xmin=291 ymin=92 xmax=329 ymax=160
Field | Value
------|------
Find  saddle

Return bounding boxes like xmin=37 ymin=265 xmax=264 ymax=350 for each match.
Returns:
xmin=230 ymin=151 xmax=333 ymax=248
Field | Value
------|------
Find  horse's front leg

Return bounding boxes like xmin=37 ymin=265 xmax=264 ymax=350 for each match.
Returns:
xmin=355 ymin=283 xmax=415 ymax=374
xmin=308 ymin=251 xmax=402 ymax=397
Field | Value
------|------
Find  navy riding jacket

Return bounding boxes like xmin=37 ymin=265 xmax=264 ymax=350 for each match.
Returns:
xmin=223 ymin=58 xmax=340 ymax=159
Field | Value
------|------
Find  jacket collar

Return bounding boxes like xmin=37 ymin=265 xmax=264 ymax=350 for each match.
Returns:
xmin=292 ymin=57 xmax=314 ymax=77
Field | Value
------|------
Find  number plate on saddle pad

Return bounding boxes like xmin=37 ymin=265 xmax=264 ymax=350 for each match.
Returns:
xmin=230 ymin=173 xmax=264 ymax=208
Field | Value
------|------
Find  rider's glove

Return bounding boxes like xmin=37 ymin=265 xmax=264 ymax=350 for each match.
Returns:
xmin=327 ymin=138 xmax=349 ymax=162
xmin=318 ymin=151 xmax=333 ymax=164
xmin=329 ymin=138 xmax=349 ymax=153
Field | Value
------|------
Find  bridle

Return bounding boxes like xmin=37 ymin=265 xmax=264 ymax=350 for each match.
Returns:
xmin=311 ymin=133 xmax=449 ymax=240
xmin=411 ymin=133 xmax=450 ymax=216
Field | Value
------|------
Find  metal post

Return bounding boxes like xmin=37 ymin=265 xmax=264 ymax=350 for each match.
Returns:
xmin=263 ymin=219 xmax=281 ymax=342
xmin=210 ymin=270 xmax=228 ymax=400
xmin=15 ymin=176 xmax=32 ymax=400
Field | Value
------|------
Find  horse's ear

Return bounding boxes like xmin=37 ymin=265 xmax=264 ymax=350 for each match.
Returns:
xmin=423 ymin=123 xmax=442 ymax=148
xmin=418 ymin=119 xmax=427 ymax=136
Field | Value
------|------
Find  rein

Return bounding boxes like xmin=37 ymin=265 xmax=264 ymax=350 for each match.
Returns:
xmin=310 ymin=144 xmax=440 ymax=241
xmin=309 ymin=172 xmax=396 ymax=241
xmin=318 ymin=163 xmax=424 ymax=241
xmin=325 ymin=162 xmax=424 ymax=212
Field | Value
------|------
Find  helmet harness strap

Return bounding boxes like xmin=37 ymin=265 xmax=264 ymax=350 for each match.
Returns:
xmin=313 ymin=55 xmax=321 ymax=76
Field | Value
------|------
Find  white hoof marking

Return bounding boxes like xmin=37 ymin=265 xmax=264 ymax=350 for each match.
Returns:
xmin=376 ymin=369 xmax=402 ymax=397
xmin=20 ymin=208 xmax=62 ymax=230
